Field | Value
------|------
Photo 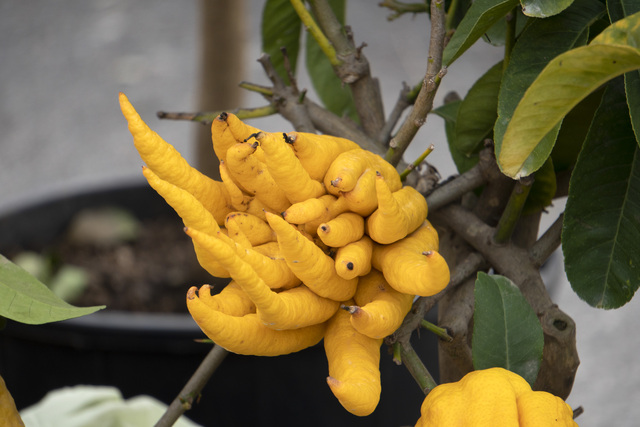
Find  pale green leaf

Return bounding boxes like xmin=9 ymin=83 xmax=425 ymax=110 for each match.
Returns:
xmin=499 ymin=44 xmax=640 ymax=178
xmin=494 ymin=0 xmax=606 ymax=176
xmin=261 ymin=0 xmax=302 ymax=81
xmin=0 ymin=254 xmax=104 ymax=324
xmin=442 ymin=0 xmax=519 ymax=66
xmin=473 ymin=272 xmax=544 ymax=386
xmin=520 ymin=0 xmax=575 ymax=18
xmin=562 ymin=78 xmax=640 ymax=309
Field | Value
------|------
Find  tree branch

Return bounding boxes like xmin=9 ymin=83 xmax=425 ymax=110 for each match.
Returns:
xmin=530 ymin=212 xmax=564 ymax=268
xmin=385 ymin=0 xmax=447 ymax=166
xmin=155 ymin=345 xmax=228 ymax=427
xmin=309 ymin=0 xmax=386 ymax=138
xmin=257 ymin=54 xmax=316 ymax=133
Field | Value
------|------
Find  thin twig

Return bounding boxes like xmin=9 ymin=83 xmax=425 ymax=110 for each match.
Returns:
xmin=398 ymin=340 xmax=438 ymax=395
xmin=400 ymin=144 xmax=434 ymax=181
xmin=155 ymin=345 xmax=228 ymax=427
xmin=379 ymin=82 xmax=412 ymax=144
xmin=157 ymin=105 xmax=278 ymax=125
xmin=290 ymin=0 xmax=339 ymax=65
xmin=385 ymin=0 xmax=447 ymax=166
xmin=493 ymin=175 xmax=535 ymax=244
xmin=424 ymin=162 xmax=487 ymax=211
xmin=309 ymin=0 xmax=386 ymax=139
xmin=529 ymin=212 xmax=564 ymax=267
xmin=379 ymin=0 xmax=429 ymax=21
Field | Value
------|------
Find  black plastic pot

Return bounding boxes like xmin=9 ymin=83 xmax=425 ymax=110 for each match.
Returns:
xmin=0 ymin=184 xmax=439 ymax=426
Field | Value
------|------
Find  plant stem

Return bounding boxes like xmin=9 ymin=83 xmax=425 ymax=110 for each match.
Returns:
xmin=420 ymin=319 xmax=453 ymax=342
xmin=493 ymin=175 xmax=534 ymax=244
xmin=239 ymin=81 xmax=274 ymax=96
xmin=445 ymin=0 xmax=460 ymax=31
xmin=155 ymin=345 xmax=228 ymax=427
xmin=503 ymin=8 xmax=517 ymax=73
xmin=157 ymin=105 xmax=278 ymax=125
xmin=529 ymin=212 xmax=564 ymax=267
xmin=379 ymin=0 xmax=429 ymax=21
xmin=400 ymin=144 xmax=435 ymax=181
xmin=423 ymin=161 xmax=487 ymax=211
xmin=290 ymin=0 xmax=340 ymax=66
xmin=385 ymin=0 xmax=447 ymax=167
xmin=399 ymin=340 xmax=438 ymax=395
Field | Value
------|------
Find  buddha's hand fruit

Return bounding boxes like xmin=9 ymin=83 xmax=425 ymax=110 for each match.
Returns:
xmin=415 ymin=367 xmax=577 ymax=427
xmin=0 ymin=375 xmax=25 ymax=427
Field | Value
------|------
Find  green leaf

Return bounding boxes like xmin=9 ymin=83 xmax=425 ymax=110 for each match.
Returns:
xmin=261 ymin=0 xmax=303 ymax=81
xmin=0 ymin=254 xmax=104 ymax=324
xmin=495 ymin=0 xmax=606 ymax=177
xmin=551 ymin=85 xmax=605 ymax=171
xmin=455 ymin=61 xmax=503 ymax=156
xmin=562 ymin=78 xmax=640 ymax=309
xmin=522 ymin=157 xmax=556 ymax=215
xmin=520 ymin=0 xmax=575 ymax=18
xmin=305 ymin=0 xmax=357 ymax=120
xmin=473 ymin=272 xmax=544 ymax=386
xmin=499 ymin=42 xmax=640 ymax=178
xmin=433 ymin=100 xmax=480 ymax=173
xmin=482 ymin=8 xmax=529 ymax=46
xmin=607 ymin=2 xmax=640 ymax=146
xmin=442 ymin=0 xmax=520 ymax=66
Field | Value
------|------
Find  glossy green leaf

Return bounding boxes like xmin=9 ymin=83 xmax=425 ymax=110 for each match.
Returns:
xmin=494 ymin=0 xmax=606 ymax=176
xmin=473 ymin=272 xmax=544 ymax=386
xmin=562 ymin=78 xmax=640 ymax=309
xmin=550 ymin=86 xmax=605 ymax=171
xmin=520 ymin=0 xmax=575 ymax=18
xmin=433 ymin=100 xmax=480 ymax=173
xmin=608 ymin=2 xmax=640 ymax=146
xmin=482 ymin=8 xmax=529 ymax=46
xmin=442 ymin=0 xmax=519 ymax=66
xmin=499 ymin=43 xmax=640 ymax=178
xmin=522 ymin=157 xmax=556 ymax=215
xmin=455 ymin=61 xmax=503 ymax=156
xmin=261 ymin=0 xmax=302 ymax=81
xmin=0 ymin=254 xmax=104 ymax=325
xmin=305 ymin=0 xmax=356 ymax=120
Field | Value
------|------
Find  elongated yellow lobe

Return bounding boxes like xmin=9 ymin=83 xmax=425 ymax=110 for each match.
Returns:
xmin=371 ymin=221 xmax=449 ymax=296
xmin=256 ymin=132 xmax=326 ymax=203
xmin=324 ymin=305 xmax=382 ymax=416
xmin=225 ymin=142 xmax=291 ymax=212
xmin=347 ymin=269 xmax=414 ymax=339
xmin=282 ymin=197 xmax=328 ymax=224
xmin=317 ymin=212 xmax=365 ymax=247
xmin=265 ymin=212 xmax=358 ymax=301
xmin=225 ymin=113 xmax=266 ymax=162
xmin=197 ymin=282 xmax=255 ymax=316
xmin=187 ymin=287 xmax=325 ymax=356
xmin=341 ymin=168 xmax=379 ymax=216
xmin=119 ymin=93 xmax=232 ymax=225
xmin=302 ymin=195 xmax=348 ymax=236
xmin=366 ymin=174 xmax=429 ymax=244
xmin=186 ymin=228 xmax=336 ymax=330
xmin=285 ymin=131 xmax=360 ymax=181
xmin=232 ymin=241 xmax=301 ymax=290
xmin=324 ymin=148 xmax=402 ymax=196
xmin=335 ymin=235 xmax=374 ymax=280
xmin=225 ymin=212 xmax=275 ymax=246
xmin=142 ymin=166 xmax=230 ymax=277
xmin=218 ymin=160 xmax=247 ymax=211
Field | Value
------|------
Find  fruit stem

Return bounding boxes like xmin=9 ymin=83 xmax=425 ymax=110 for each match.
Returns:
xmin=400 ymin=144 xmax=435 ymax=181
xmin=420 ymin=319 xmax=453 ymax=342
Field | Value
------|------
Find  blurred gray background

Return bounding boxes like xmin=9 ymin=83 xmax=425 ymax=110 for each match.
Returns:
xmin=1 ymin=1 xmax=638 ymax=425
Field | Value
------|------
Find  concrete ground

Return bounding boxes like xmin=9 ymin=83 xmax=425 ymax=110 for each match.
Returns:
xmin=1 ymin=1 xmax=639 ymax=425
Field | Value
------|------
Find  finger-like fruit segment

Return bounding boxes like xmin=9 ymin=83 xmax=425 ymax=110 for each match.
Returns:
xmin=372 ymin=222 xmax=449 ymax=296
xmin=142 ymin=166 xmax=230 ymax=277
xmin=346 ymin=269 xmax=414 ymax=339
xmin=334 ymin=235 xmax=374 ymax=280
xmin=187 ymin=287 xmax=325 ymax=356
xmin=120 ymin=93 xmax=232 ymax=225
xmin=317 ymin=212 xmax=365 ymax=248
xmin=324 ymin=305 xmax=382 ymax=416
xmin=285 ymin=131 xmax=360 ymax=181
xmin=187 ymin=228 xmax=336 ymax=330
xmin=340 ymin=168 xmax=379 ymax=216
xmin=366 ymin=174 xmax=429 ymax=244
xmin=324 ymin=149 xmax=402 ymax=196
xmin=256 ymin=132 xmax=326 ymax=203
xmin=225 ymin=212 xmax=275 ymax=246
xmin=225 ymin=142 xmax=291 ymax=212
xmin=282 ymin=197 xmax=329 ymax=225
xmin=197 ymin=282 xmax=255 ymax=316
xmin=266 ymin=212 xmax=358 ymax=301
